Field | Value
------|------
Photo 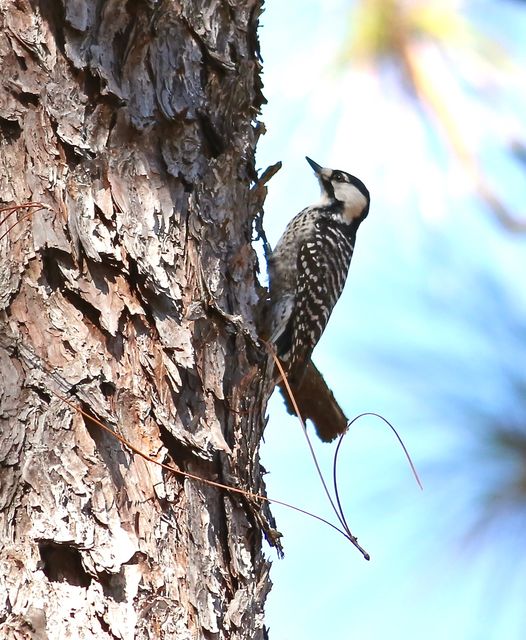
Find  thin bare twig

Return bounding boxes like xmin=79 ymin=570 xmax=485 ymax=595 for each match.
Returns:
xmin=269 ymin=347 xmax=371 ymax=559
xmin=46 ymin=385 xmax=358 ymax=547
xmin=0 ymin=202 xmax=53 ymax=241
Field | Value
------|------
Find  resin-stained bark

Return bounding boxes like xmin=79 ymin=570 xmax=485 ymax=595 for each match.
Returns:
xmin=0 ymin=1 xmax=275 ymax=638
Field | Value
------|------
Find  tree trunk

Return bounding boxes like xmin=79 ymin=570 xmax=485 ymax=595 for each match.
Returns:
xmin=0 ymin=1 xmax=276 ymax=638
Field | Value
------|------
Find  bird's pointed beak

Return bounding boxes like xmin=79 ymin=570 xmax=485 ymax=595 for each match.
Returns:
xmin=305 ymin=156 xmax=323 ymax=174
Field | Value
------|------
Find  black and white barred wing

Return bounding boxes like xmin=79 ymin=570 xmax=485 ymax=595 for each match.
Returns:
xmin=288 ymin=222 xmax=355 ymax=383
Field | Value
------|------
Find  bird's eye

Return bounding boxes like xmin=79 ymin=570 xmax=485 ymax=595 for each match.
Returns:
xmin=333 ymin=172 xmax=344 ymax=182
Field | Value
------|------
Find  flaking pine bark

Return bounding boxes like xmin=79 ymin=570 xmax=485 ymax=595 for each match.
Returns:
xmin=0 ymin=1 xmax=277 ymax=638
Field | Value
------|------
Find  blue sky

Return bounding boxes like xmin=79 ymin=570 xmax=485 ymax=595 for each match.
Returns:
xmin=256 ymin=1 xmax=526 ymax=638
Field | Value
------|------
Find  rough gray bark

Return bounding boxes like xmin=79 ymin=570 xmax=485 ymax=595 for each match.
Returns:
xmin=0 ymin=1 xmax=276 ymax=638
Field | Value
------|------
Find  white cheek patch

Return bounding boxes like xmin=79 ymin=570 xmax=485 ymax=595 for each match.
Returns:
xmin=334 ymin=183 xmax=368 ymax=221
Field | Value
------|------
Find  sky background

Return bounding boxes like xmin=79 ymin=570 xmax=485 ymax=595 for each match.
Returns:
xmin=256 ymin=1 xmax=526 ymax=638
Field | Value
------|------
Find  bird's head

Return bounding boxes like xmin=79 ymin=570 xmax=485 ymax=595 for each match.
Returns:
xmin=306 ymin=156 xmax=370 ymax=223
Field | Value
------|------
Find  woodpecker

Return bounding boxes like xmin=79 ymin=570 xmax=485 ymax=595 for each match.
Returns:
xmin=268 ymin=157 xmax=370 ymax=385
